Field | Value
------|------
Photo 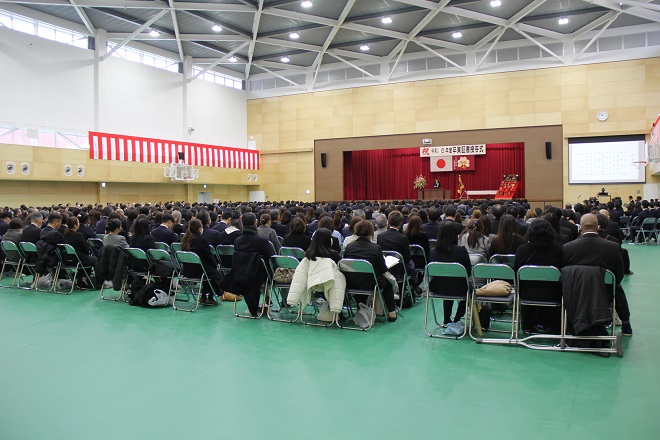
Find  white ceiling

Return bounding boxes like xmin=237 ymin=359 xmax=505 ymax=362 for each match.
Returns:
xmin=2 ymin=0 xmax=660 ymax=97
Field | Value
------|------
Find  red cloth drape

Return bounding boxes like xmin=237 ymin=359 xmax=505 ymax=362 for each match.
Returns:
xmin=343 ymin=143 xmax=524 ymax=200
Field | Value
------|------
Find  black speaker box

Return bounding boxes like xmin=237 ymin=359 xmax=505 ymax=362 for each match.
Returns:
xmin=545 ymin=141 xmax=552 ymax=160
xmin=321 ymin=152 xmax=327 ymax=168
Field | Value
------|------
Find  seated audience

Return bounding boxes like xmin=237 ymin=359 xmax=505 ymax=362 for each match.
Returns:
xmin=343 ymin=220 xmax=397 ymax=322
xmin=489 ymin=214 xmax=526 ymax=255
xmin=429 ymin=221 xmax=472 ymax=326
xmin=257 ymin=213 xmax=281 ymax=254
xmin=282 ymin=217 xmax=312 ymax=251
xmin=458 ymin=218 xmax=490 ymax=258
xmin=514 ymin=218 xmax=563 ymax=333
xmin=103 ymin=219 xmax=129 ymax=249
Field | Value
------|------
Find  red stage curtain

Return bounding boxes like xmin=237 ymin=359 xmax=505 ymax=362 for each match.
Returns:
xmin=343 ymin=143 xmax=525 ymax=200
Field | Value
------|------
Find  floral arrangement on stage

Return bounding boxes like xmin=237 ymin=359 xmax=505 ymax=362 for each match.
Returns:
xmin=413 ymin=175 xmax=427 ymax=190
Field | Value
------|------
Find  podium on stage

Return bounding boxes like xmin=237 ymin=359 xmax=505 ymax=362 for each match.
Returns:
xmin=418 ymin=189 xmax=451 ymax=200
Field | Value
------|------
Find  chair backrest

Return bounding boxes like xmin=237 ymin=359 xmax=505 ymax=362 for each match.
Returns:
xmin=124 ymin=248 xmax=150 ymax=271
xmin=19 ymin=241 xmax=37 ymax=257
xmin=269 ymin=255 xmax=299 ymax=271
xmin=175 ymin=250 xmax=203 ymax=266
xmin=429 ymin=239 xmax=437 ymax=248
xmin=409 ymin=244 xmax=428 ymax=269
xmin=1 ymin=241 xmax=21 ymax=262
xmin=603 ymin=269 xmax=616 ymax=286
xmin=338 ymin=258 xmax=380 ymax=293
xmin=155 ymin=241 xmax=171 ymax=252
xmin=147 ymin=248 xmax=174 ymax=264
xmin=641 ymin=217 xmax=657 ymax=226
xmin=619 ymin=216 xmax=630 ymax=227
xmin=382 ymin=250 xmax=406 ymax=278
xmin=426 ymin=261 xmax=469 ymax=279
xmin=56 ymin=243 xmax=82 ymax=266
xmin=517 ymin=265 xmax=561 ymax=283
xmin=170 ymin=242 xmax=182 ymax=254
xmin=472 ymin=263 xmax=516 ymax=283
xmin=469 ymin=252 xmax=487 ymax=266
xmin=280 ymin=246 xmax=305 ymax=260
xmin=488 ymin=253 xmax=515 ymax=268
xmin=277 ymin=236 xmax=284 ymax=245
xmin=216 ymin=244 xmax=235 ymax=256
xmin=88 ymin=238 xmax=104 ymax=249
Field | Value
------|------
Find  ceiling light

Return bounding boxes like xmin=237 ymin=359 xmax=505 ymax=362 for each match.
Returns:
xmin=149 ymin=29 xmax=160 ymax=37
xmin=301 ymin=1 xmax=312 ymax=7
xmin=289 ymin=31 xmax=300 ymax=39
xmin=228 ymin=56 xmax=237 ymax=62
xmin=280 ymin=56 xmax=290 ymax=63
xmin=490 ymin=0 xmax=501 ymax=6
xmin=360 ymin=44 xmax=370 ymax=51
xmin=452 ymin=31 xmax=462 ymax=39
xmin=558 ymin=17 xmax=569 ymax=25
xmin=381 ymin=16 xmax=392 ymax=24
xmin=211 ymin=24 xmax=222 ymax=32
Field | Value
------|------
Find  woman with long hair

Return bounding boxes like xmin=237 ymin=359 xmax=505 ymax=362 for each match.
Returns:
xmin=319 ymin=216 xmax=341 ymax=252
xmin=405 ymin=214 xmax=429 ymax=260
xmin=180 ymin=219 xmax=237 ymax=305
xmin=129 ymin=217 xmax=157 ymax=253
xmin=429 ymin=221 xmax=472 ymax=326
xmin=488 ymin=214 xmax=526 ymax=255
xmin=514 ymin=218 xmax=563 ymax=333
xmin=61 ymin=216 xmax=96 ymax=288
xmin=343 ymin=220 xmax=397 ymax=322
xmin=458 ymin=218 xmax=490 ymax=258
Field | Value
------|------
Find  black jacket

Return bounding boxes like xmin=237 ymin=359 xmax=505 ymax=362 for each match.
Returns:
xmin=151 ymin=225 xmax=178 ymax=246
xmin=182 ymin=234 xmax=220 ymax=280
xmin=21 ymin=224 xmax=42 ymax=244
xmin=130 ymin=234 xmax=157 ymax=254
xmin=282 ymin=232 xmax=311 ymax=251
xmin=35 ymin=226 xmax=62 ymax=274
xmin=428 ymin=245 xmax=471 ymax=296
xmin=96 ymin=245 xmax=126 ymax=290
xmin=343 ymin=237 xmax=389 ymax=291
xmin=561 ymin=265 xmax=612 ymax=335
xmin=61 ymin=231 xmax=95 ymax=267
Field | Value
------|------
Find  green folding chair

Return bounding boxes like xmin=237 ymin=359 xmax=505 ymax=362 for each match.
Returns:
xmin=0 ymin=241 xmax=22 ymax=288
xmin=19 ymin=242 xmax=47 ymax=291
xmin=173 ymin=251 xmax=217 ymax=312
xmin=53 ymin=244 xmax=96 ymax=294
xmin=469 ymin=263 xmax=517 ymax=343
xmin=267 ymin=255 xmax=301 ymax=323
xmin=337 ymin=258 xmax=387 ymax=331
xmin=280 ymin=246 xmax=305 ymax=260
xmin=424 ymin=262 xmax=471 ymax=339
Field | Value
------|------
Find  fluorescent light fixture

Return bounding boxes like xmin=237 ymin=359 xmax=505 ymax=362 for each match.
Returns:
xmin=452 ymin=31 xmax=462 ymax=39
xmin=490 ymin=0 xmax=501 ymax=6
xmin=360 ymin=44 xmax=370 ymax=51
xmin=228 ymin=56 xmax=237 ymax=62
xmin=289 ymin=31 xmax=300 ymax=39
xmin=301 ymin=1 xmax=312 ymax=7
xmin=211 ymin=24 xmax=222 ymax=32
xmin=558 ymin=16 xmax=569 ymax=25
xmin=280 ymin=55 xmax=290 ymax=63
xmin=381 ymin=16 xmax=392 ymax=24
xmin=149 ymin=29 xmax=160 ymax=37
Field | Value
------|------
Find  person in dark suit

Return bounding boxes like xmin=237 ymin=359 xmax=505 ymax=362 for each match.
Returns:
xmin=197 ymin=209 xmax=221 ymax=248
xmin=77 ymin=213 xmax=97 ymax=241
xmin=422 ymin=208 xmax=441 ymax=240
xmin=559 ymin=209 xmax=579 ymax=241
xmin=562 ymin=213 xmax=632 ymax=336
xmin=180 ymin=219 xmax=238 ymax=306
xmin=151 ymin=213 xmax=178 ymax=245
xmin=95 ymin=206 xmax=113 ymax=234
xmin=489 ymin=214 xmax=526 ymax=255
xmin=129 ymin=218 xmax=157 ymax=253
xmin=433 ymin=178 xmax=440 ymax=189
xmin=21 ymin=212 xmax=43 ymax=244
xmin=514 ymin=218 xmax=563 ymax=333
xmin=282 ymin=217 xmax=312 ymax=251
xmin=629 ymin=200 xmax=653 ymax=242
xmin=212 ymin=211 xmax=232 ymax=233
xmin=595 ymin=212 xmax=632 ymax=276
xmin=376 ymin=210 xmax=413 ymax=284
xmin=429 ymin=221 xmax=472 ymax=326
xmin=269 ymin=209 xmax=288 ymax=238
xmin=439 ymin=205 xmax=465 ymax=239
xmin=61 ymin=216 xmax=96 ymax=288
xmin=343 ymin=220 xmax=397 ymax=321
xmin=0 ymin=211 xmax=11 ymax=236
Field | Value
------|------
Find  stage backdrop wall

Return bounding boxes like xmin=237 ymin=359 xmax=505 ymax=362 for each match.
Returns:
xmin=317 ymin=126 xmax=561 ymax=206
xmin=344 ymin=143 xmax=524 ymax=200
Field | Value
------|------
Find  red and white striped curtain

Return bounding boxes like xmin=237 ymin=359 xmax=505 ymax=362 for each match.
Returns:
xmin=88 ymin=132 xmax=259 ymax=170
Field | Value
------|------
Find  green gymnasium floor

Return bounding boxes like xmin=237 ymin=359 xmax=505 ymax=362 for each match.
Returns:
xmin=0 ymin=244 xmax=658 ymax=440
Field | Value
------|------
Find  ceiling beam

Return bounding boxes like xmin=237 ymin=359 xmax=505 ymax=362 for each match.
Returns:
xmin=68 ymin=0 xmax=95 ymax=34
xmin=245 ymin=0 xmax=264 ymax=80
xmin=101 ymin=9 xmax=167 ymax=60
xmin=584 ymin=0 xmax=660 ymax=23
xmin=189 ymin=41 xmax=249 ymax=82
xmin=167 ymin=0 xmax=184 ymax=61
xmin=106 ymin=33 xmax=251 ymax=42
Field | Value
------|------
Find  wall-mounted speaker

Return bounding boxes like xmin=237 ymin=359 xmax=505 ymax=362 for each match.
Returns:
xmin=321 ymin=152 xmax=327 ymax=168
xmin=545 ymin=141 xmax=552 ymax=160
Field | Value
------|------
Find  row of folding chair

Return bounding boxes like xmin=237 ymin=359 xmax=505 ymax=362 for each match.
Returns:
xmin=423 ymin=261 xmax=622 ymax=356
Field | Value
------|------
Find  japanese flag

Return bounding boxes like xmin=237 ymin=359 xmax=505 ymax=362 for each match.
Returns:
xmin=430 ymin=156 xmax=453 ymax=172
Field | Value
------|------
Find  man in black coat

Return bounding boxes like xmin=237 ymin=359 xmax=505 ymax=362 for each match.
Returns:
xmin=197 ymin=209 xmax=221 ymax=247
xmin=269 ymin=209 xmax=288 ymax=238
xmin=212 ymin=211 xmax=232 ymax=233
xmin=562 ymin=213 xmax=632 ymax=336
xmin=422 ymin=208 xmax=441 ymax=240
xmin=151 ymin=213 xmax=178 ymax=245
xmin=21 ymin=212 xmax=43 ymax=244
xmin=0 ymin=211 xmax=11 ymax=236
xmin=35 ymin=213 xmax=63 ymax=274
